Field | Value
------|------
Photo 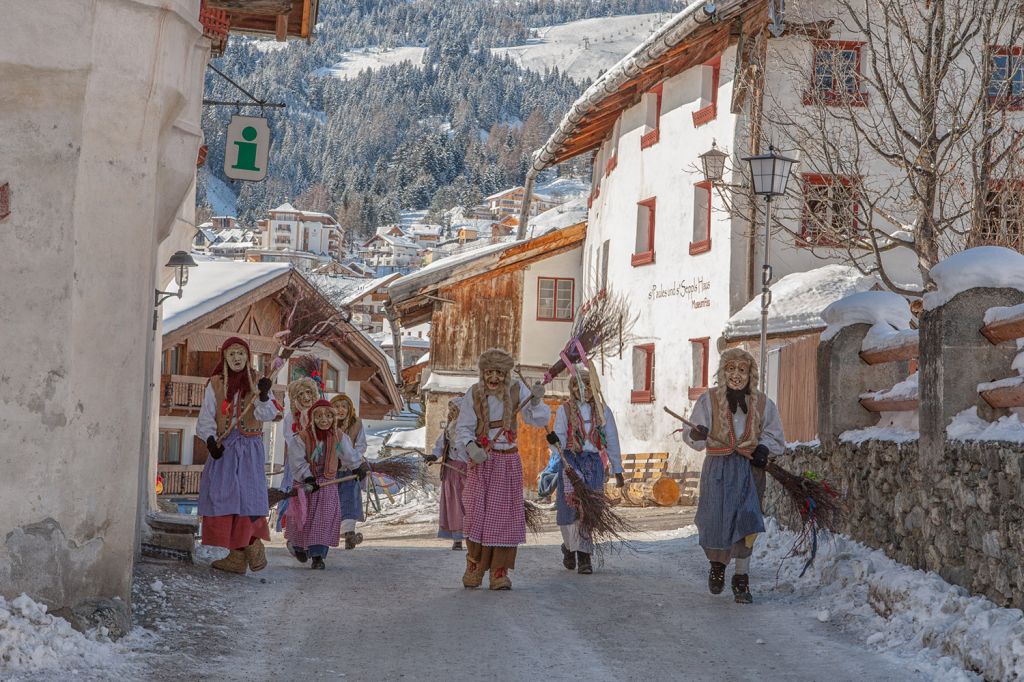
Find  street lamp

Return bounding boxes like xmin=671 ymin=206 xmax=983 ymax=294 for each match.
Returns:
xmin=154 ymin=251 xmax=198 ymax=329
xmin=741 ymin=145 xmax=797 ymax=391
xmin=699 ymin=141 xmax=729 ymax=185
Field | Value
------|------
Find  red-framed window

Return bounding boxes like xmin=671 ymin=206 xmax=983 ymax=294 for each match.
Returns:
xmin=158 ymin=429 xmax=183 ymax=465
xmin=804 ymin=41 xmax=867 ymax=106
xmin=641 ymin=84 xmax=664 ymax=149
xmin=633 ymin=198 xmax=657 ymax=266
xmin=988 ymin=46 xmax=1024 ymax=109
xmin=693 ymin=57 xmax=721 ymax=126
xmin=800 ymin=174 xmax=860 ymax=247
xmin=537 ymin=277 xmax=575 ymax=321
xmin=980 ymin=180 xmax=1024 ymax=252
xmin=690 ymin=181 xmax=713 ymax=255
xmin=631 ymin=344 xmax=656 ymax=404
xmin=689 ymin=338 xmax=710 ymax=400
xmin=606 ymin=119 xmax=621 ymax=175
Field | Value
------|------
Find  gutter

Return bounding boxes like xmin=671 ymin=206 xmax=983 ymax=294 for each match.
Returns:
xmin=516 ymin=0 xmax=748 ymax=240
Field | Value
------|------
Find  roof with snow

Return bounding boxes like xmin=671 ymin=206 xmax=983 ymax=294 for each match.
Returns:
xmin=270 ymin=202 xmax=297 ymax=213
xmin=315 ymin=273 xmax=401 ymax=307
xmin=162 ymin=260 xmax=291 ymax=334
xmin=529 ymin=196 xmax=588 ymax=236
xmin=723 ymin=265 xmax=881 ymax=340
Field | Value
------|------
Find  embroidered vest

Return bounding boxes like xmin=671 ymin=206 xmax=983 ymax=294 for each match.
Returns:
xmin=705 ymin=387 xmax=765 ymax=456
xmin=210 ymin=374 xmax=263 ymax=438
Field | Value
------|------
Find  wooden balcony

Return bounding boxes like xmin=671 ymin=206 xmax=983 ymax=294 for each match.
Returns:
xmin=161 ymin=375 xmax=206 ymax=414
xmin=158 ymin=465 xmax=204 ymax=496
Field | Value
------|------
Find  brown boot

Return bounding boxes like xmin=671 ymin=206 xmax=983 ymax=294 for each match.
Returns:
xmin=462 ymin=557 xmax=484 ymax=588
xmin=211 ymin=549 xmax=247 ymax=575
xmin=489 ymin=567 xmax=512 ymax=591
xmin=244 ymin=539 xmax=267 ymax=571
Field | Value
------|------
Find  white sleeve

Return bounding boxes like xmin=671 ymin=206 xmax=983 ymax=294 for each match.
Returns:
xmin=759 ymin=399 xmax=786 ymax=456
xmin=552 ymin=405 xmax=568 ymax=449
xmin=603 ymin=408 xmax=623 ymax=474
xmin=682 ymin=392 xmax=712 ymax=451
xmin=431 ymin=435 xmax=446 ymax=459
xmin=455 ymin=388 xmax=477 ymax=447
xmin=253 ymin=392 xmax=282 ymax=422
xmin=196 ymin=384 xmax=218 ymax=442
xmin=286 ymin=432 xmax=312 ymax=482
xmin=518 ymin=380 xmax=550 ymax=428
xmin=352 ymin=426 xmax=368 ymax=458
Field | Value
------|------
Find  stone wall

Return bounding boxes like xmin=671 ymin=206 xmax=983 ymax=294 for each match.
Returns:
xmin=766 ymin=440 xmax=1024 ymax=608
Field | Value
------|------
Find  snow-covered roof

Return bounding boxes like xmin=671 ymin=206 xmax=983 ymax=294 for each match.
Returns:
xmin=421 ymin=371 xmax=477 ymax=395
xmin=385 ymin=426 xmax=426 ymax=451
xmin=534 ymin=176 xmax=590 ymax=201
xmin=821 ymin=290 xmax=913 ymax=342
xmin=924 ymin=246 xmax=1024 ymax=310
xmin=392 ymin=238 xmax=520 ymax=290
xmin=162 ymin=260 xmax=291 ymax=334
xmin=724 ymin=265 xmax=880 ymax=339
xmin=376 ymin=335 xmax=430 ymax=350
xmin=530 ymin=196 xmax=588 ymax=235
xmin=316 ymin=273 xmax=397 ymax=307
xmin=270 ymin=202 xmax=297 ymax=213
xmin=485 ymin=186 xmax=523 ymax=202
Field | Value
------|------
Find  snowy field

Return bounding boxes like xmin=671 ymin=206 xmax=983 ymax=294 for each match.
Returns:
xmin=199 ymin=166 xmax=238 ymax=218
xmin=493 ymin=13 xmax=675 ymax=82
xmin=312 ymin=46 xmax=428 ymax=80
xmin=6 ymin=506 xmax=1024 ymax=680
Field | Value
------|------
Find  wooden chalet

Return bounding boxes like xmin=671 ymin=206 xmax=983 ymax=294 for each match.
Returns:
xmin=388 ymin=223 xmax=587 ymax=488
xmin=200 ymin=0 xmax=320 ymax=55
xmin=157 ymin=260 xmax=400 ymax=499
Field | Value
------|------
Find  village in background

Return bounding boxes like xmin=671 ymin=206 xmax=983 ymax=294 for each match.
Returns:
xmin=5 ymin=0 xmax=1024 ymax=679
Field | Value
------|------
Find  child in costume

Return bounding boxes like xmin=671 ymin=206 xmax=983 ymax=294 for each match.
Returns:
xmin=548 ymin=364 xmax=625 ymax=574
xmin=196 ymin=337 xmax=282 ymax=574
xmin=683 ymin=348 xmax=785 ymax=603
xmin=284 ymin=400 xmax=343 ymax=570
xmin=278 ymin=365 xmax=320 ymax=539
xmin=423 ymin=399 xmax=467 ymax=550
xmin=454 ymin=348 xmax=549 ymax=590
xmin=331 ymin=393 xmax=369 ymax=549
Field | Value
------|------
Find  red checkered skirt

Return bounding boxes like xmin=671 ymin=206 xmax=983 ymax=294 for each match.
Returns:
xmin=284 ymin=475 xmax=341 ymax=548
xmin=462 ymin=451 xmax=525 ymax=547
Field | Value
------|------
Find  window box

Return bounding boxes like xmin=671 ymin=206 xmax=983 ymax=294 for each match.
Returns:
xmin=640 ymin=128 xmax=661 ymax=149
xmin=692 ymin=104 xmax=717 ymax=127
xmin=692 ymin=57 xmax=721 ymax=127
xmin=631 ymin=344 xmax=656 ymax=404
xmin=640 ymin=84 xmax=663 ymax=150
xmin=689 ymin=239 xmax=712 ymax=256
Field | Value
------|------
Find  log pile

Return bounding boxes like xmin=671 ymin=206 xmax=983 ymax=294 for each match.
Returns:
xmin=605 ymin=476 xmax=680 ymax=507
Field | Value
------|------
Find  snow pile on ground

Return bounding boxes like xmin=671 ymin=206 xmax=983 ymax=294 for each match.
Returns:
xmin=757 ymin=520 xmax=1024 ymax=680
xmin=0 ymin=594 xmax=134 ymax=675
xmin=860 ymin=371 xmax=919 ymax=402
xmin=725 ymin=265 xmax=878 ymax=339
xmin=821 ymin=290 xmax=913 ymax=342
xmin=312 ymin=46 xmax=427 ymax=79
xmin=925 ymin=246 xmax=1024 ymax=310
xmin=840 ymin=410 xmax=919 ymax=444
xmin=492 ymin=13 xmax=674 ymax=81
xmin=364 ymin=486 xmax=439 ymax=527
xmin=947 ymin=407 xmax=1024 ymax=443
xmin=385 ymin=426 xmax=426 ymax=452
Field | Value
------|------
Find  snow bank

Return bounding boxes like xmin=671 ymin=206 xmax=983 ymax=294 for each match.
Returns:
xmin=363 ymin=486 xmax=439 ymax=527
xmin=386 ymin=426 xmax=426 ymax=451
xmin=841 ymin=406 xmax=919 ymax=444
xmin=724 ymin=265 xmax=879 ymax=339
xmin=984 ymin=301 xmax=1024 ymax=327
xmin=820 ymin=290 xmax=912 ymax=342
xmin=947 ymin=407 xmax=1024 ymax=443
xmin=757 ymin=520 xmax=1024 ymax=680
xmin=0 ymin=594 xmax=130 ymax=674
xmin=925 ymin=246 xmax=1024 ymax=310
xmin=862 ymin=327 xmax=917 ymax=354
xmin=860 ymin=371 xmax=919 ymax=402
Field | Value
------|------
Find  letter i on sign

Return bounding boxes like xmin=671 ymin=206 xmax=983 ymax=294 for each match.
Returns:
xmin=224 ymin=115 xmax=270 ymax=182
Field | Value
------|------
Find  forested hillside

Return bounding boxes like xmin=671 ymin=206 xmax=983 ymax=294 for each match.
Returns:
xmin=199 ymin=0 xmax=681 ymax=236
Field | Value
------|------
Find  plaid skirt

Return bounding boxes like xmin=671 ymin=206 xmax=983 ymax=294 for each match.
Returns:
xmin=438 ymin=461 xmax=467 ymax=540
xmin=285 ymin=475 xmax=341 ymax=549
xmin=462 ymin=451 xmax=525 ymax=548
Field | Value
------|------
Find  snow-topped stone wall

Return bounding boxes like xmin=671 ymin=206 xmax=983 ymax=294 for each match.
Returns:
xmin=768 ymin=440 xmax=1024 ymax=609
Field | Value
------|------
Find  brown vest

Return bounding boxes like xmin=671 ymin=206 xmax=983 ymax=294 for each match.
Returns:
xmin=210 ymin=374 xmax=263 ymax=438
xmin=705 ymin=387 xmax=765 ymax=456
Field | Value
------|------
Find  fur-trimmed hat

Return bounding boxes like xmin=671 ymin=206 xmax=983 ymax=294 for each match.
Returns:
xmin=478 ymin=347 xmax=514 ymax=374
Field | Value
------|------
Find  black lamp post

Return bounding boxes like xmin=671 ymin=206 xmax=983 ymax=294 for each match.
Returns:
xmin=154 ymin=250 xmax=198 ymax=329
xmin=741 ymin=145 xmax=797 ymax=391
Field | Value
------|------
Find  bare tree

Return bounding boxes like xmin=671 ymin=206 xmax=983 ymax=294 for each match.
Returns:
xmin=752 ymin=0 xmax=1024 ymax=293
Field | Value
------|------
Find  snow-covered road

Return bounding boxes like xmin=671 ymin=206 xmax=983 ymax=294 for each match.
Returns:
xmin=123 ymin=514 xmax=932 ymax=682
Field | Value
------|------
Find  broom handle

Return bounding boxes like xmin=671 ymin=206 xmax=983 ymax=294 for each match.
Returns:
xmin=663 ymin=407 xmax=734 ymax=450
xmin=285 ymin=473 xmax=358 ymax=499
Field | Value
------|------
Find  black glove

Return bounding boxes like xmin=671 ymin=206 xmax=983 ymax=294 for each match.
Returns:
xmin=546 ymin=432 xmax=561 ymax=446
xmin=751 ymin=444 xmax=770 ymax=469
xmin=422 ymin=453 xmax=439 ymax=463
xmin=689 ymin=425 xmax=709 ymax=442
xmin=257 ymin=377 xmax=273 ymax=401
xmin=356 ymin=462 xmax=371 ymax=481
xmin=303 ymin=476 xmax=319 ymax=493
xmin=615 ymin=472 xmax=626 ymax=488
xmin=206 ymin=436 xmax=224 ymax=460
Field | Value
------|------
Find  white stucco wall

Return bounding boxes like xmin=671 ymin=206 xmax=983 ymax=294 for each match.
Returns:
xmin=518 ymin=246 xmax=584 ymax=367
xmin=0 ymin=0 xmax=208 ymax=613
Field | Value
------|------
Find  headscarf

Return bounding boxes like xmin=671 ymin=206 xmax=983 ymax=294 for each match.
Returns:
xmin=330 ymin=393 xmax=362 ymax=441
xmin=211 ymin=336 xmax=255 ymax=403
xmin=304 ymin=399 xmax=339 ymax=479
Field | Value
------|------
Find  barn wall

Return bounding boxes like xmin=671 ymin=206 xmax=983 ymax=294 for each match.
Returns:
xmin=431 ymin=271 xmax=524 ymax=372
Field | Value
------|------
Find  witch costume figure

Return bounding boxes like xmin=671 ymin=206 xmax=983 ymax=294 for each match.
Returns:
xmin=196 ymin=337 xmax=282 ymax=575
xmin=278 ymin=370 xmax=320 ymax=537
xmin=284 ymin=400 xmax=344 ymax=570
xmin=331 ymin=393 xmax=369 ymax=549
xmin=423 ymin=399 xmax=467 ymax=550
xmin=455 ymin=348 xmax=549 ymax=590
xmin=683 ymin=348 xmax=785 ymax=603
xmin=548 ymin=364 xmax=625 ymax=575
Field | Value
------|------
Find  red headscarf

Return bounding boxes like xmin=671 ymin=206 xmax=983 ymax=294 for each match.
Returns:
xmin=211 ymin=336 xmax=253 ymax=402
xmin=306 ymin=399 xmax=339 ymax=479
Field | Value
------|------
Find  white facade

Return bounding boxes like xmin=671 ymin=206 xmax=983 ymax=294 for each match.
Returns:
xmin=519 ymin=248 xmax=584 ymax=367
xmin=362 ymin=234 xmax=422 ymax=272
xmin=0 ymin=0 xmax=208 ymax=613
xmin=264 ymin=203 xmax=343 ymax=261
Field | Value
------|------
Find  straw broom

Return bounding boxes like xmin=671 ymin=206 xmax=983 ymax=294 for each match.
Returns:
xmin=268 ymin=473 xmax=358 ymax=507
